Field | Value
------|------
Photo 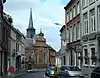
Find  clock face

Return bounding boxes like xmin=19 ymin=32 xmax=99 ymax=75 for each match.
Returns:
xmin=62 ymin=40 xmax=67 ymax=46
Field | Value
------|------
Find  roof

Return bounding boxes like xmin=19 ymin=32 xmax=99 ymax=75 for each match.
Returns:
xmin=55 ymin=49 xmax=61 ymax=56
xmin=11 ymin=26 xmax=26 ymax=39
xmin=46 ymin=44 xmax=56 ymax=52
xmin=60 ymin=25 xmax=65 ymax=33
xmin=64 ymin=0 xmax=75 ymax=10
xmin=55 ymin=52 xmax=61 ymax=57
xmin=3 ymin=13 xmax=13 ymax=26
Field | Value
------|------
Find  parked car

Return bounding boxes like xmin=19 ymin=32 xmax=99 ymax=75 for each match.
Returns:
xmin=27 ymin=68 xmax=38 ymax=73
xmin=58 ymin=65 xmax=84 ymax=78
xmin=91 ymin=66 xmax=100 ymax=78
xmin=44 ymin=66 xmax=55 ymax=78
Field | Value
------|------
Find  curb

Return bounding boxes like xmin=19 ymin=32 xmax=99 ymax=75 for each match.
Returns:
xmin=12 ymin=72 xmax=26 ymax=78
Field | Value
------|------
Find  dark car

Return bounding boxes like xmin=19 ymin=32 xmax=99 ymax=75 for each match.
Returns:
xmin=58 ymin=65 xmax=84 ymax=78
xmin=91 ymin=66 xmax=100 ymax=78
xmin=44 ymin=66 xmax=55 ymax=78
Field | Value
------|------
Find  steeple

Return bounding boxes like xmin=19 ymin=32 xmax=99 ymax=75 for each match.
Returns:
xmin=26 ymin=8 xmax=35 ymax=38
xmin=28 ymin=8 xmax=33 ymax=28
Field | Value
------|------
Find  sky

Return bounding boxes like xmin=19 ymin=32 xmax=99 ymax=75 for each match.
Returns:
xmin=4 ymin=0 xmax=69 ymax=51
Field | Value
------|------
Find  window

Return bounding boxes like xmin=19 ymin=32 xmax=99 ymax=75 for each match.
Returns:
xmin=43 ymin=54 xmax=45 ymax=63
xmin=36 ymin=55 xmax=37 ymax=63
xmin=84 ymin=49 xmax=88 ymax=65
xmin=91 ymin=48 xmax=96 ymax=65
xmin=70 ymin=27 xmax=72 ymax=42
xmin=66 ymin=29 xmax=69 ymax=43
xmin=73 ymin=6 xmax=76 ymax=17
xmin=70 ymin=9 xmax=73 ymax=20
xmin=82 ymin=0 xmax=88 ymax=8
xmin=3 ymin=27 xmax=6 ymax=42
xmin=90 ymin=9 xmax=95 ymax=32
xmin=77 ymin=21 xmax=80 ymax=39
xmin=77 ymin=2 xmax=80 ymax=14
xmin=93 ymin=67 xmax=100 ymax=72
xmin=97 ymin=6 xmax=100 ymax=30
xmin=73 ymin=24 xmax=76 ymax=41
xmin=89 ymin=0 xmax=95 ymax=4
xmin=65 ymin=11 xmax=67 ymax=24
xmin=69 ymin=67 xmax=81 ymax=71
xmin=83 ymin=13 xmax=88 ymax=34
xmin=67 ymin=13 xmax=69 ymax=23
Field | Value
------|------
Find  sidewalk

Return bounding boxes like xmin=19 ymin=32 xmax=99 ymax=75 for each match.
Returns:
xmin=0 ymin=70 xmax=26 ymax=78
xmin=12 ymin=70 xmax=26 ymax=78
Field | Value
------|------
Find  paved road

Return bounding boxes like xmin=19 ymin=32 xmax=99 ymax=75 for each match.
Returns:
xmin=14 ymin=71 xmax=46 ymax=78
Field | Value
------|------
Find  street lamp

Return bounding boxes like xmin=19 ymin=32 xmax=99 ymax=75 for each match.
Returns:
xmin=54 ymin=23 xmax=62 ymax=26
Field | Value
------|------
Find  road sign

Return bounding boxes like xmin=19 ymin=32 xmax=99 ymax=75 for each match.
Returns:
xmin=8 ymin=66 xmax=14 ymax=73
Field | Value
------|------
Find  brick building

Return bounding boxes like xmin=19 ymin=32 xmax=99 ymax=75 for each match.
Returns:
xmin=64 ymin=0 xmax=82 ymax=67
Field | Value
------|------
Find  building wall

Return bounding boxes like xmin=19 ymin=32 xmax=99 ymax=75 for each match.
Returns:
xmin=60 ymin=25 xmax=69 ymax=65
xmin=9 ymin=28 xmax=16 ymax=70
xmin=64 ymin=0 xmax=82 ymax=67
xmin=81 ymin=0 xmax=100 ymax=78
xmin=49 ymin=49 xmax=55 ymax=65
xmin=25 ymin=33 xmax=56 ymax=69
xmin=56 ymin=57 xmax=61 ymax=66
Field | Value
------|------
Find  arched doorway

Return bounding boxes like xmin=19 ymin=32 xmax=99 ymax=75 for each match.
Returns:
xmin=28 ymin=64 xmax=32 ymax=70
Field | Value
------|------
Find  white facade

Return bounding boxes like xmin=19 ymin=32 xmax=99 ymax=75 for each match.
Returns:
xmin=81 ymin=0 xmax=100 ymax=36
xmin=20 ymin=36 xmax=26 ymax=70
xmin=8 ymin=27 xmax=26 ymax=72
xmin=60 ymin=25 xmax=69 ymax=65
xmin=81 ymin=0 xmax=100 ymax=78
xmin=81 ymin=0 xmax=100 ymax=65
xmin=56 ymin=58 xmax=61 ymax=66
xmin=9 ymin=28 xmax=16 ymax=70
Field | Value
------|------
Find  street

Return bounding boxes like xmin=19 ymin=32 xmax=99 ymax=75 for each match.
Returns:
xmin=15 ymin=71 xmax=46 ymax=78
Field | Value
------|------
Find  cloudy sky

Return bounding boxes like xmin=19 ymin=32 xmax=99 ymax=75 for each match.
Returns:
xmin=4 ymin=0 xmax=69 ymax=51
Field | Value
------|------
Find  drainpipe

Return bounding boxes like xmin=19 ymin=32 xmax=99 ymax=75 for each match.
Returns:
xmin=48 ymin=48 xmax=50 ymax=64
xmin=0 ymin=0 xmax=3 ymax=76
xmin=1 ymin=52 xmax=3 ymax=76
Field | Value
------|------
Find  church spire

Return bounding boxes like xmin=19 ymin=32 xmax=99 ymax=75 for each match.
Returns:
xmin=28 ymin=8 xmax=33 ymax=28
xmin=26 ymin=8 xmax=35 ymax=38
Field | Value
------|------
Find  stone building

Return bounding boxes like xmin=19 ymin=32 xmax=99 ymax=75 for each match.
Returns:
xmin=8 ymin=26 xmax=26 ymax=72
xmin=55 ymin=49 xmax=61 ymax=66
xmin=25 ymin=8 xmax=55 ymax=69
xmin=25 ymin=8 xmax=36 ymax=69
xmin=25 ymin=30 xmax=56 ymax=69
xmin=0 ymin=12 xmax=12 ymax=76
xmin=81 ymin=0 xmax=100 ymax=78
xmin=59 ymin=25 xmax=69 ymax=65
